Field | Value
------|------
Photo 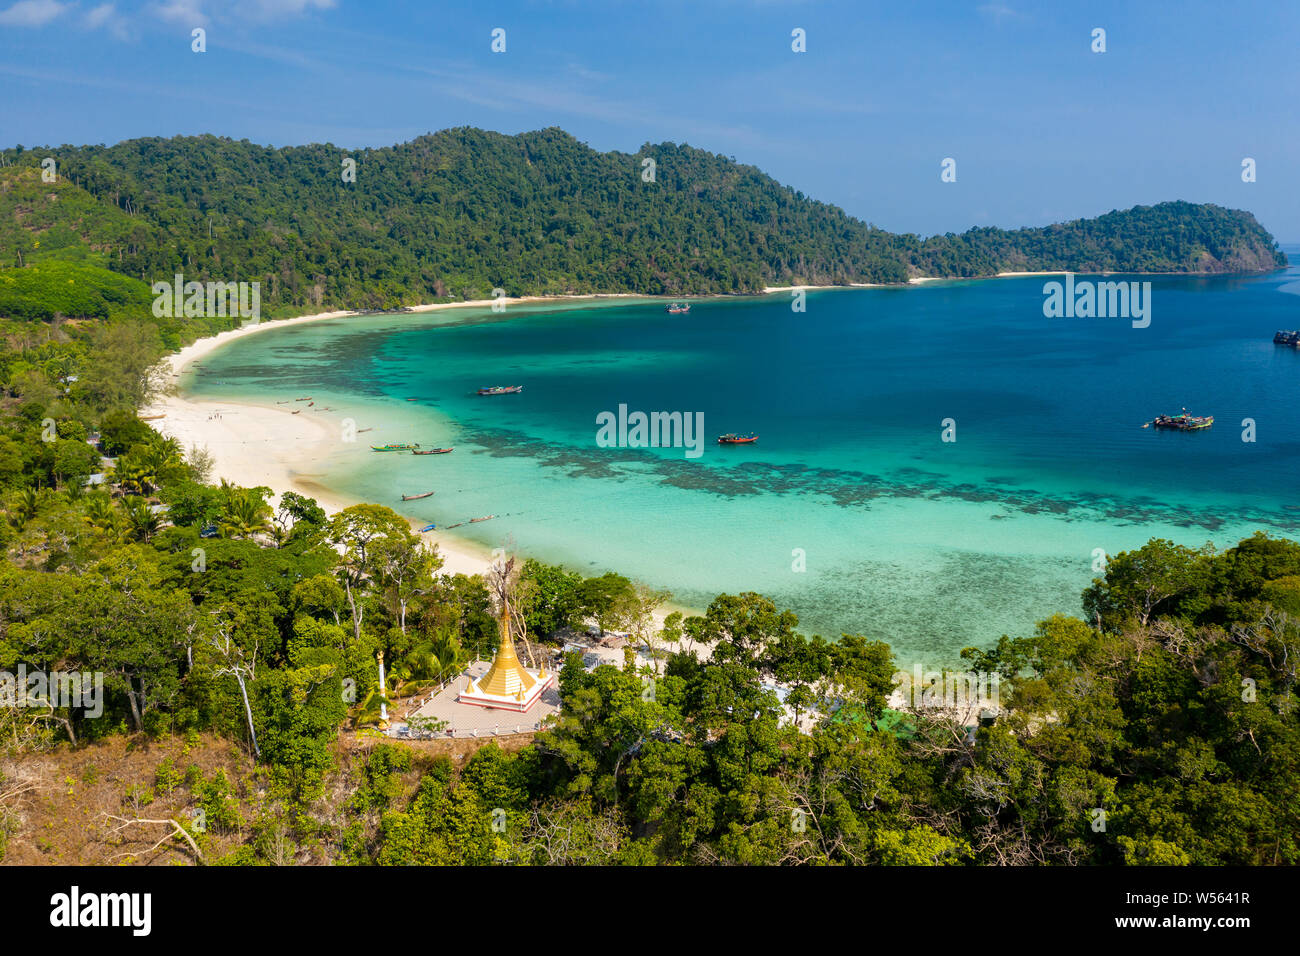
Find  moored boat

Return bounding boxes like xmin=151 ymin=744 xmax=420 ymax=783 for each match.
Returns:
xmin=667 ymin=302 xmax=691 ymax=314
xmin=469 ymin=514 xmax=496 ymax=523
xmin=1146 ymin=410 xmax=1214 ymax=431
xmin=412 ymin=447 xmax=454 ymax=455
xmin=371 ymin=442 xmax=420 ymax=451
xmin=717 ymin=433 xmax=758 ymax=444
xmin=401 ymin=491 xmax=435 ymax=500
xmin=477 ymin=385 xmax=523 ymax=395
xmin=1274 ymin=330 xmax=1300 ymax=346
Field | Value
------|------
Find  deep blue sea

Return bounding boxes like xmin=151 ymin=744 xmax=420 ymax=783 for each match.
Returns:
xmin=188 ymin=248 xmax=1300 ymax=667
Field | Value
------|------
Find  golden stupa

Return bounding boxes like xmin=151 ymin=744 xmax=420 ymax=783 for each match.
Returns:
xmin=477 ymin=630 xmax=539 ymax=698
xmin=459 ymin=598 xmax=552 ymax=712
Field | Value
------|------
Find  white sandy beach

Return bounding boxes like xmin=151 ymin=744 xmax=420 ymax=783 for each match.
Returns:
xmin=141 ymin=295 xmax=641 ymax=577
xmin=760 ymin=272 xmax=1066 ymax=294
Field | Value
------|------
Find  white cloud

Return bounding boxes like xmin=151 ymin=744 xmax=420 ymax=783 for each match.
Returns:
xmin=148 ymin=0 xmax=334 ymax=28
xmin=977 ymin=3 xmax=1021 ymax=22
xmin=84 ymin=2 xmax=114 ymax=26
xmin=83 ymin=2 xmax=130 ymax=38
xmin=235 ymin=0 xmax=334 ymax=20
xmin=0 ymin=0 xmax=71 ymax=27
xmin=151 ymin=0 xmax=209 ymax=26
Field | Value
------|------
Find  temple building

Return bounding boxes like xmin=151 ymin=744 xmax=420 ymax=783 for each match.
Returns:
xmin=457 ymin=603 xmax=554 ymax=713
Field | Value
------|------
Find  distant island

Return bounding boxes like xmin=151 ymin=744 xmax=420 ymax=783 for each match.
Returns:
xmin=0 ymin=126 xmax=1288 ymax=319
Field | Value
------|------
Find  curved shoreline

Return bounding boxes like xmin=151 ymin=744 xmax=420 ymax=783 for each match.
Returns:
xmin=144 ymin=294 xmax=648 ymax=579
xmin=142 ymin=294 xmax=703 ymax=633
xmin=140 ymin=277 xmax=1292 ymax=655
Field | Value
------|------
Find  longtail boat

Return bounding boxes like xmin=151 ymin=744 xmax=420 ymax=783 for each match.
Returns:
xmin=412 ymin=447 xmax=454 ymax=455
xmin=667 ymin=303 xmax=690 ymax=314
xmin=371 ymin=442 xmax=420 ymax=452
xmin=469 ymin=514 xmax=497 ymax=523
xmin=401 ymin=491 xmax=435 ymax=501
xmin=717 ymin=433 xmax=758 ymax=444
xmin=138 ymin=414 xmax=166 ymax=421
xmin=1145 ymin=410 xmax=1214 ymax=431
xmin=357 ymin=427 xmax=374 ymax=433
xmin=477 ymin=385 xmax=523 ymax=395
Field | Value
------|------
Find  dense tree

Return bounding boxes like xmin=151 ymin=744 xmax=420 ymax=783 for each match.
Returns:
xmin=0 ymin=134 xmax=1284 ymax=317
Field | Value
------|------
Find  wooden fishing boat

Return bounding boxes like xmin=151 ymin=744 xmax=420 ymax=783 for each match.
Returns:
xmin=371 ymin=442 xmax=420 ymax=452
xmin=401 ymin=491 xmax=435 ymax=501
xmin=667 ymin=303 xmax=691 ymax=314
xmin=1146 ymin=410 xmax=1214 ymax=431
xmin=717 ymin=433 xmax=758 ymax=444
xmin=477 ymin=385 xmax=523 ymax=395
xmin=412 ymin=447 xmax=454 ymax=455
xmin=357 ymin=427 xmax=374 ymax=433
xmin=469 ymin=514 xmax=496 ymax=523
xmin=138 ymin=414 xmax=166 ymax=421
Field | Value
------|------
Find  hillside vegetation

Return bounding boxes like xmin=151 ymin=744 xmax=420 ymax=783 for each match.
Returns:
xmin=0 ymin=129 xmax=1286 ymax=314
xmin=0 ymin=130 xmax=1295 ymax=868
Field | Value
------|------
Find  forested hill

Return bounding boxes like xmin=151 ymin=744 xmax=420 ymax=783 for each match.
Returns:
xmin=0 ymin=127 xmax=1287 ymax=312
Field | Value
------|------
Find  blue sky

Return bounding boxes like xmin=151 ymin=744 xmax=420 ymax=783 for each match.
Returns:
xmin=2 ymin=0 xmax=1297 ymax=239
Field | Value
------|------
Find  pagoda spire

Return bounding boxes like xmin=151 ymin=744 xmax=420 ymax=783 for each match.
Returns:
xmin=475 ymin=596 xmax=539 ymax=698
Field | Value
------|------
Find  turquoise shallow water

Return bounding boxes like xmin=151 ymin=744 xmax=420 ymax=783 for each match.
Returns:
xmin=187 ymin=253 xmax=1300 ymax=668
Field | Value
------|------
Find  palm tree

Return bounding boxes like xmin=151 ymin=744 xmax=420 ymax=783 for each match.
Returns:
xmin=84 ymin=492 xmax=120 ymax=538
xmin=428 ymin=629 xmax=470 ymax=683
xmin=112 ymin=459 xmax=155 ymax=497
xmin=9 ymin=487 xmax=41 ymax=530
xmin=140 ymin=436 xmax=185 ymax=486
xmin=123 ymin=495 xmax=162 ymax=542
xmin=347 ymin=687 xmax=391 ymax=731
xmin=217 ymin=483 xmax=273 ymax=540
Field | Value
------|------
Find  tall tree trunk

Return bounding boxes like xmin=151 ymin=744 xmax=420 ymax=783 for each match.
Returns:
xmin=126 ymin=681 xmax=144 ymax=732
xmin=346 ymin=580 xmax=364 ymax=644
xmin=234 ymin=671 xmax=259 ymax=758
